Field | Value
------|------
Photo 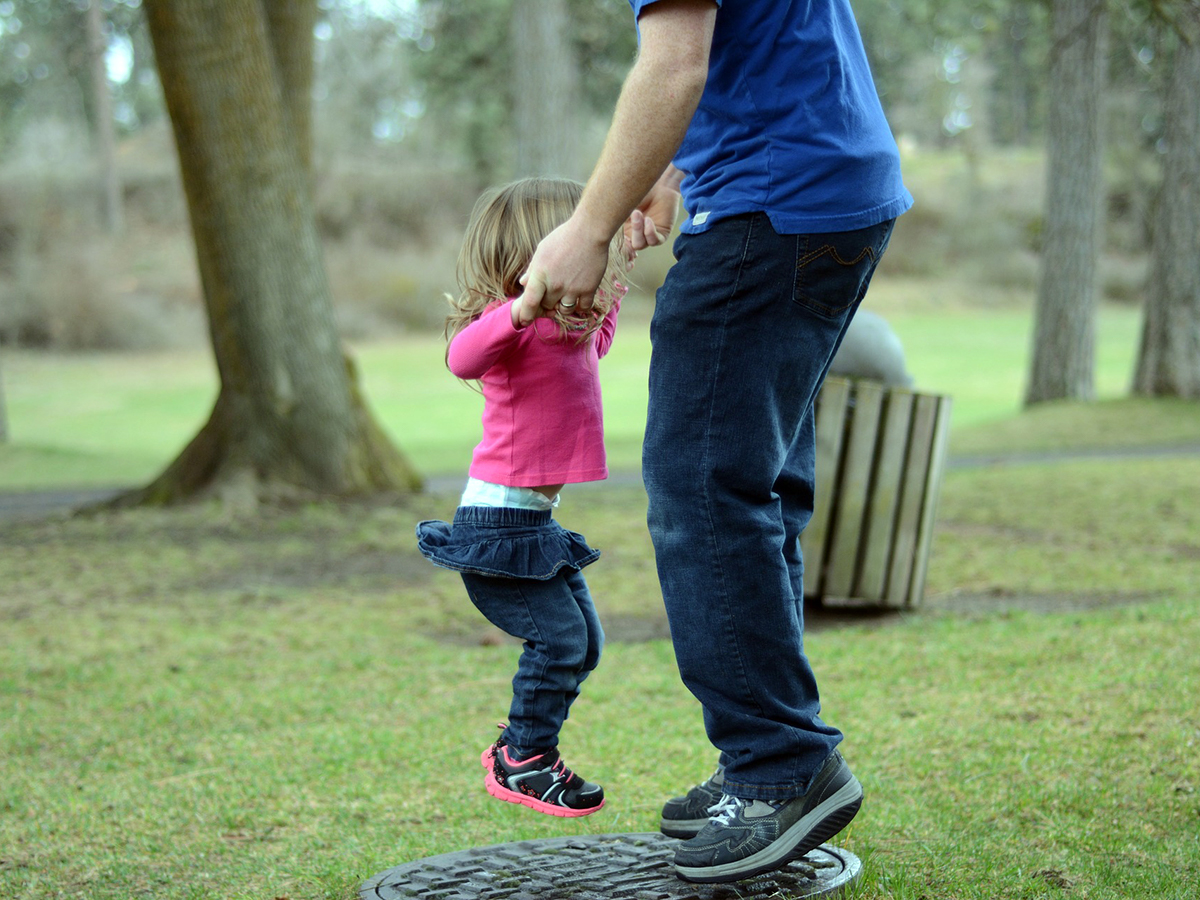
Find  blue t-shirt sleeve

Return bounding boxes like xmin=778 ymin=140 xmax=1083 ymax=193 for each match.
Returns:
xmin=624 ymin=0 xmax=910 ymax=232
xmin=629 ymin=0 xmax=721 ymax=19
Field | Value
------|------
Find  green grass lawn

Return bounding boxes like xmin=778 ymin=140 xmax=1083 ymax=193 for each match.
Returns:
xmin=4 ymin=296 xmax=1198 ymax=491
xmin=3 ymin=299 xmax=1200 ymax=899
xmin=2 ymin=457 xmax=1199 ymax=899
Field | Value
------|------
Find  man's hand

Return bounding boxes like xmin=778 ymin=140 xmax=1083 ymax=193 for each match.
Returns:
xmin=512 ymin=218 xmax=611 ymax=328
xmin=513 ymin=0 xmax=713 ymax=327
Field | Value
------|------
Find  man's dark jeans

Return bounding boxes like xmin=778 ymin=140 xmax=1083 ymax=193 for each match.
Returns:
xmin=643 ymin=212 xmax=895 ymax=801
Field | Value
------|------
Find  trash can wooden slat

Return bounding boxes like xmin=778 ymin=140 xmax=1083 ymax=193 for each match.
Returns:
xmin=824 ymin=380 xmax=885 ymax=599
xmin=802 ymin=378 xmax=851 ymax=600
xmin=906 ymin=390 xmax=953 ymax=608
xmin=800 ymin=376 xmax=952 ymax=609
xmin=858 ymin=390 xmax=916 ymax=598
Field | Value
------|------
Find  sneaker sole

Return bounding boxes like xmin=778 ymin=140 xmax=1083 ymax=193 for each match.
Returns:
xmin=674 ymin=775 xmax=862 ymax=884
xmin=484 ymin=772 xmax=605 ymax=818
xmin=659 ymin=817 xmax=708 ymax=839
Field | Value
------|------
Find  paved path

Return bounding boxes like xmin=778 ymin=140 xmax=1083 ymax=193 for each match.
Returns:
xmin=2 ymin=443 xmax=1198 ymax=522
xmin=0 ymin=486 xmax=128 ymax=520
xmin=0 ymin=472 xmax=644 ymax=521
xmin=945 ymin=442 xmax=1200 ymax=470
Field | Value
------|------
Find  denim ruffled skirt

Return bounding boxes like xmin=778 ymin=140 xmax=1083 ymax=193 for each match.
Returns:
xmin=415 ymin=505 xmax=600 ymax=580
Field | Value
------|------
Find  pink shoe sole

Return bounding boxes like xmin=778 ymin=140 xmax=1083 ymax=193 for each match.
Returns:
xmin=483 ymin=772 xmax=605 ymax=818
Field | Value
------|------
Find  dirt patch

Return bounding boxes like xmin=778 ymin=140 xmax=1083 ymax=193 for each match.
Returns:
xmin=0 ymin=494 xmax=441 ymax=622
xmin=201 ymin=543 xmax=434 ymax=596
xmin=428 ymin=612 xmax=676 ymax=649
xmin=0 ymin=491 xmax=1174 ymax=637
xmin=420 ymin=588 xmax=1171 ymax=648
xmin=920 ymin=587 xmax=1170 ymax=616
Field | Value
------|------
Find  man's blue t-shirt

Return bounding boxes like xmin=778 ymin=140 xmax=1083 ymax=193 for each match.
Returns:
xmin=630 ymin=0 xmax=913 ymax=234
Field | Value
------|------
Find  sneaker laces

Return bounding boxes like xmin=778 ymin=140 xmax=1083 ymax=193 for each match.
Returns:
xmin=708 ymin=794 xmax=747 ymax=826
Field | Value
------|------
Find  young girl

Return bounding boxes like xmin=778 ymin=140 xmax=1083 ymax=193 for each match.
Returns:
xmin=416 ymin=177 xmax=626 ymax=818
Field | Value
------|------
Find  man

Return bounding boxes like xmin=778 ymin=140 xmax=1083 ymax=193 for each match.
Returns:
xmin=515 ymin=0 xmax=912 ymax=884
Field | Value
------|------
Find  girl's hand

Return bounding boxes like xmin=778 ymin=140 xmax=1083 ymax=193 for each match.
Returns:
xmin=623 ymin=167 xmax=682 ymax=264
xmin=624 ymin=209 xmax=664 ymax=264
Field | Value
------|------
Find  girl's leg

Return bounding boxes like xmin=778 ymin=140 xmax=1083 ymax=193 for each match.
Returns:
xmin=561 ymin=568 xmax=604 ymax=720
xmin=461 ymin=570 xmax=591 ymax=755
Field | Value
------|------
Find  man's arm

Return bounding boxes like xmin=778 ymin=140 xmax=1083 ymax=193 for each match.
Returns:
xmin=513 ymin=0 xmax=716 ymax=326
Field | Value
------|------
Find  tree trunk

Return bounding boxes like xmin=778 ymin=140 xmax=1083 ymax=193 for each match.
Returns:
xmin=1133 ymin=23 xmax=1200 ymax=398
xmin=0 ymin=356 xmax=8 ymax=444
xmin=510 ymin=0 xmax=581 ymax=179
xmin=132 ymin=0 xmax=420 ymax=507
xmin=1025 ymin=0 xmax=1108 ymax=406
xmin=262 ymin=0 xmax=317 ymax=177
xmin=86 ymin=0 xmax=123 ymax=234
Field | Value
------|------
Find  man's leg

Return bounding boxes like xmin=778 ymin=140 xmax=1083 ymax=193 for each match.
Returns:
xmin=644 ymin=215 xmax=895 ymax=797
xmin=646 ymin=215 xmax=895 ymax=880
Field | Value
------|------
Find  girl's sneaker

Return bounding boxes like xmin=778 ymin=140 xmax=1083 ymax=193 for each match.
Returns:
xmin=483 ymin=731 xmax=605 ymax=817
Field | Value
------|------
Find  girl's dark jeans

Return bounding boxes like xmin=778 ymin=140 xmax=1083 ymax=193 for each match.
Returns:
xmin=415 ymin=505 xmax=604 ymax=755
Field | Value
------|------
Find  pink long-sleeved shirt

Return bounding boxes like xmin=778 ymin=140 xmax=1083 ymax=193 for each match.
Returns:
xmin=447 ymin=298 xmax=620 ymax=487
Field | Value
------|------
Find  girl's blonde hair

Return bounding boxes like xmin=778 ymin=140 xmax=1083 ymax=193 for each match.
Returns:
xmin=445 ymin=176 xmax=626 ymax=351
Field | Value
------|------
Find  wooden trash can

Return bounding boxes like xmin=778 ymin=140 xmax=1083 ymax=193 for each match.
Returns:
xmin=800 ymin=376 xmax=952 ymax=609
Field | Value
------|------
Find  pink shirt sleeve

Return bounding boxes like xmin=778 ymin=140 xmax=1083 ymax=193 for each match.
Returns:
xmin=594 ymin=296 xmax=621 ymax=359
xmin=446 ymin=300 xmax=523 ymax=380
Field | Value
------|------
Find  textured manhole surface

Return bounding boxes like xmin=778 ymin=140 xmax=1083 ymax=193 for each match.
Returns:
xmin=361 ymin=832 xmax=861 ymax=900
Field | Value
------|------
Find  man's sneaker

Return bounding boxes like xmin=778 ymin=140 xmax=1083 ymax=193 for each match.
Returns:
xmin=673 ymin=750 xmax=862 ymax=884
xmin=660 ymin=764 xmax=726 ymax=838
xmin=483 ymin=734 xmax=605 ymax=818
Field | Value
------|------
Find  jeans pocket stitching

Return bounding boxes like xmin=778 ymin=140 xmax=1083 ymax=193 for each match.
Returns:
xmin=793 ymin=240 xmax=880 ymax=318
xmin=797 ymin=242 xmax=876 ymax=271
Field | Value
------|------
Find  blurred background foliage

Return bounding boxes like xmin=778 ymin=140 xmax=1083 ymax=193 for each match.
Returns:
xmin=0 ymin=0 xmax=1180 ymax=350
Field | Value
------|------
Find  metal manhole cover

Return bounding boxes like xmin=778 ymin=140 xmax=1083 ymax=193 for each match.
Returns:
xmin=361 ymin=832 xmax=861 ymax=899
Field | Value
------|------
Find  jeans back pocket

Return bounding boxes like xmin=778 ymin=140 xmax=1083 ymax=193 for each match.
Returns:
xmin=792 ymin=219 xmax=895 ymax=319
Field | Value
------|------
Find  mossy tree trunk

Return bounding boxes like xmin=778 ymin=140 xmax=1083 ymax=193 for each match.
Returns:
xmin=0 ymin=357 xmax=8 ymax=444
xmin=128 ymin=0 xmax=421 ymax=507
xmin=510 ymin=0 xmax=581 ymax=179
xmin=1133 ymin=12 xmax=1200 ymax=398
xmin=1024 ymin=0 xmax=1108 ymax=406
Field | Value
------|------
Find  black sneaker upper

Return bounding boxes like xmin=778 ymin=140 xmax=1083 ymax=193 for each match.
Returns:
xmin=672 ymin=750 xmax=863 ymax=883
xmin=660 ymin=765 xmax=725 ymax=838
xmin=490 ymin=741 xmax=604 ymax=811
